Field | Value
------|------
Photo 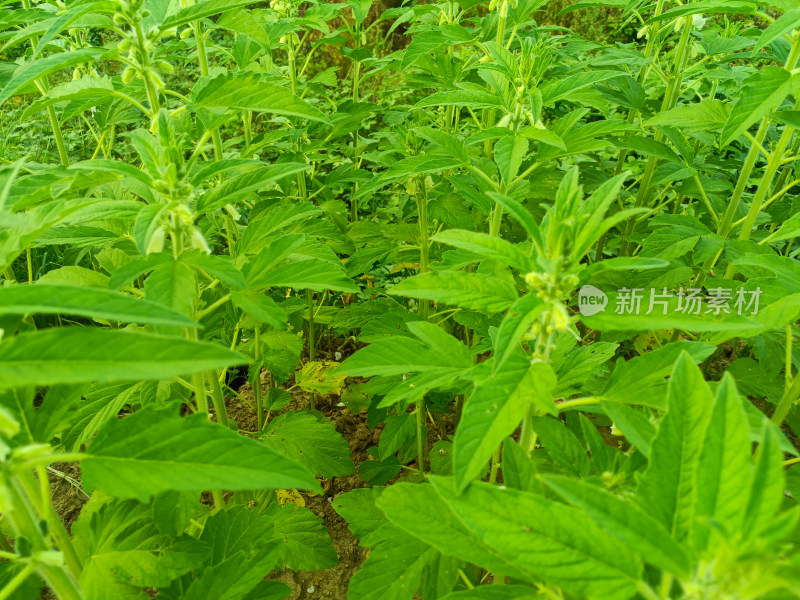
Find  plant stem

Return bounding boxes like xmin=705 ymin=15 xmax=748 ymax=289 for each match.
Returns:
xmin=133 ymin=19 xmax=160 ymax=119
xmin=207 ymin=370 xmax=229 ymax=428
xmin=771 ymin=367 xmax=800 ymax=427
xmin=193 ymin=20 xmax=223 ymax=160
xmin=47 ymin=106 xmax=70 ymax=166
xmin=254 ymin=327 xmax=265 ymax=433
xmin=3 ymin=477 xmax=83 ymax=600
xmin=415 ymin=178 xmax=431 ymax=479
xmin=307 ymin=288 xmax=317 ymax=410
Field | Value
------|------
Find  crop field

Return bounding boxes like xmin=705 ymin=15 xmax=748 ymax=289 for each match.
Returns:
xmin=2 ymin=0 xmax=800 ymax=598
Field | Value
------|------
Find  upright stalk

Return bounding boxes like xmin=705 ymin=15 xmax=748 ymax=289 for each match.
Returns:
xmin=254 ymin=327 xmax=265 ymax=432
xmin=132 ymin=19 xmax=160 ymax=119
xmin=415 ymin=177 xmax=431 ymax=479
xmin=20 ymin=0 xmax=69 ymax=166
xmin=306 ymin=289 xmax=317 ymax=410
xmin=193 ymin=20 xmax=223 ymax=160
xmin=3 ymin=475 xmax=83 ymax=600
xmin=208 ymin=369 xmax=229 ymax=428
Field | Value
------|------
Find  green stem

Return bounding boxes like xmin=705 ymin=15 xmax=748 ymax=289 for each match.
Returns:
xmin=4 ymin=477 xmax=83 ymax=600
xmin=193 ymin=372 xmax=209 ymax=413
xmin=771 ymin=368 xmax=800 ymax=427
xmin=306 ymin=289 xmax=317 ymax=410
xmin=254 ymin=327 xmax=264 ymax=433
xmin=208 ymin=370 xmax=229 ymax=428
xmin=193 ymin=21 xmax=223 ymax=160
xmin=47 ymin=105 xmax=70 ymax=166
xmin=495 ymin=0 xmax=508 ymax=45
xmin=415 ymin=179 xmax=431 ymax=479
xmin=133 ymin=19 xmax=160 ymax=118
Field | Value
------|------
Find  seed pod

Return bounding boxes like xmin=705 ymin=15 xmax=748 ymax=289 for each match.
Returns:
xmin=189 ymin=227 xmax=211 ymax=253
xmin=121 ymin=67 xmax=136 ymax=84
xmin=146 ymin=226 xmax=166 ymax=255
xmin=155 ymin=59 xmax=175 ymax=73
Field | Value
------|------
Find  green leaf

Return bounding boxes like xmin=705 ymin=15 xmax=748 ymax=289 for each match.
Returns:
xmin=600 ymin=401 xmax=655 ymax=458
xmin=21 ymin=76 xmax=116 ymax=120
xmin=197 ymin=163 xmax=311 ymax=212
xmin=73 ymin=495 xmax=208 ymax=599
xmin=541 ymin=70 xmax=625 ymax=105
xmin=542 ymin=475 xmax=691 ymax=576
xmin=490 ymin=193 xmax=545 ymax=254
xmin=132 ymin=203 xmax=166 ymax=256
xmin=646 ymin=1 xmax=757 ymax=23
xmin=145 ymin=259 xmax=196 ymax=319
xmin=432 ymin=229 xmax=532 ymax=272
xmin=378 ymin=412 xmax=417 ymax=459
xmin=268 ymin=503 xmax=337 ymax=571
xmin=161 ymin=0 xmax=263 ymax=28
xmin=439 ymin=587 xmax=542 ymax=600
xmin=83 ymin=408 xmax=321 ymax=501
xmin=0 ymin=284 xmax=195 ymax=326
xmin=246 ymin=259 xmax=358 ymax=293
xmin=263 ymin=410 xmax=355 ymax=478
xmin=494 ymin=135 xmax=529 ymax=185
xmin=754 ymin=8 xmax=800 ymax=53
xmin=454 ymin=357 xmax=555 ymax=492
xmin=230 ymin=291 xmax=287 ymax=329
xmin=636 ymin=353 xmax=713 ymax=541
xmin=601 ymin=342 xmax=716 ymax=408
xmin=415 ymin=88 xmax=503 ymax=110
xmin=493 ymin=294 xmax=546 ymax=372
xmin=388 ymin=270 xmax=518 ymax=313
xmin=742 ymin=422 xmax=785 ymax=540
xmin=695 ymin=374 xmax=752 ymax=547
xmin=191 ymin=71 xmax=329 ymax=122
xmin=721 ymin=68 xmax=799 ymax=147
xmin=518 ymin=126 xmax=567 ymax=150
xmin=531 ymin=416 xmax=592 ymax=478
xmin=644 ymin=100 xmax=729 ymax=132
xmin=0 ymin=48 xmax=105 ymax=105
xmin=348 ymin=526 xmax=440 ymax=600
xmin=0 ymin=328 xmax=246 ymax=389
xmin=379 ymin=479 xmax=642 ymax=599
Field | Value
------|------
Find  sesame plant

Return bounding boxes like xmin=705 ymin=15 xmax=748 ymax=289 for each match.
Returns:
xmin=1 ymin=0 xmax=800 ymax=599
